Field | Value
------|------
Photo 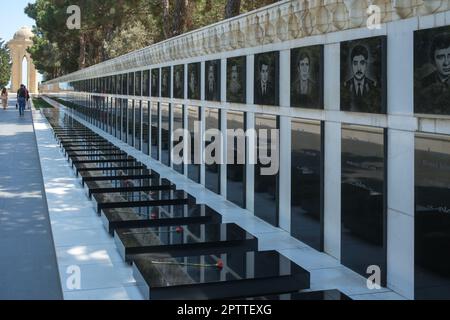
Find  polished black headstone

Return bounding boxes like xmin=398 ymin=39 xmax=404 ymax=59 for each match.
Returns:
xmin=115 ymin=223 xmax=257 ymax=262
xmin=93 ymin=189 xmax=194 ymax=214
xmin=101 ymin=203 xmax=222 ymax=235
xmin=133 ymin=250 xmax=310 ymax=300
xmin=88 ymin=177 xmax=174 ymax=198
xmin=240 ymin=290 xmax=351 ymax=300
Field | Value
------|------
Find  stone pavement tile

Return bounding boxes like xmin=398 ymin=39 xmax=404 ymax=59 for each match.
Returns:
xmin=64 ymin=285 xmax=143 ymax=300
xmin=57 ymin=262 xmax=135 ymax=292
xmin=55 ymin=244 xmax=124 ymax=266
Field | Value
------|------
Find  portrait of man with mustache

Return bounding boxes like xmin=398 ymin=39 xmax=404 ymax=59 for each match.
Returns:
xmin=341 ymin=37 xmax=386 ymax=114
xmin=344 ymin=46 xmax=376 ymax=100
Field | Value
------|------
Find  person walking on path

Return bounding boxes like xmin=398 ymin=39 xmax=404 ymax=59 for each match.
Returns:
xmin=25 ymin=86 xmax=31 ymax=110
xmin=1 ymin=88 xmax=8 ymax=110
xmin=17 ymin=84 xmax=27 ymax=116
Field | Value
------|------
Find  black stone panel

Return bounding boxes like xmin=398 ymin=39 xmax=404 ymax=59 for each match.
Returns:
xmin=101 ymin=203 xmax=222 ymax=236
xmin=415 ymin=133 xmax=450 ymax=299
xmin=341 ymin=125 xmax=386 ymax=286
xmin=115 ymin=223 xmax=257 ymax=262
xmin=133 ymin=250 xmax=310 ymax=300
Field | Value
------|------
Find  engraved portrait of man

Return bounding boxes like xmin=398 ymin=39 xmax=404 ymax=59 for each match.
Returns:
xmin=415 ymin=27 xmax=450 ymax=115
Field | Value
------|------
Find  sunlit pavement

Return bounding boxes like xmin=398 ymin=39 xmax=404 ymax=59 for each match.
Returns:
xmin=0 ymin=98 xmax=63 ymax=299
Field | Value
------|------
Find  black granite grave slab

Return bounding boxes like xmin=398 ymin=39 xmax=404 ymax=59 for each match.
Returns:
xmin=115 ymin=223 xmax=257 ymax=262
xmin=93 ymin=190 xmax=195 ymax=214
xmin=82 ymin=174 xmax=157 ymax=187
xmin=101 ymin=203 xmax=222 ymax=235
xmin=58 ymin=135 xmax=97 ymax=140
xmin=65 ymin=147 xmax=121 ymax=156
xmin=72 ymin=158 xmax=137 ymax=166
xmin=240 ymin=289 xmax=351 ymax=300
xmin=60 ymin=140 xmax=107 ymax=146
xmin=67 ymin=152 xmax=127 ymax=159
xmin=69 ymin=151 xmax=128 ymax=158
xmin=77 ymin=165 xmax=146 ymax=175
xmin=133 ymin=250 xmax=310 ymax=300
xmin=62 ymin=142 xmax=113 ymax=149
xmin=87 ymin=177 xmax=175 ymax=198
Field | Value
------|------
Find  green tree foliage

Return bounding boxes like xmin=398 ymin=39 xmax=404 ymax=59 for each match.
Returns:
xmin=25 ymin=0 xmax=278 ymax=80
xmin=0 ymin=40 xmax=11 ymax=88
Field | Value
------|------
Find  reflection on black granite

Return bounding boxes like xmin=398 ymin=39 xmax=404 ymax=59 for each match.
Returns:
xmin=142 ymin=101 xmax=150 ymax=155
xmin=161 ymin=103 xmax=171 ymax=166
xmin=151 ymin=68 xmax=160 ymax=97
xmin=133 ymin=250 xmax=310 ymax=300
xmin=134 ymin=101 xmax=141 ymax=150
xmin=341 ymin=125 xmax=386 ymax=285
xmin=115 ymin=223 xmax=257 ymax=261
xmin=94 ymin=189 xmax=192 ymax=209
xmin=115 ymin=98 xmax=122 ymax=139
xmin=241 ymin=289 xmax=351 ymax=300
xmin=227 ymin=111 xmax=246 ymax=208
xmin=135 ymin=71 xmax=142 ymax=96
xmin=254 ymin=114 xmax=278 ymax=227
xmin=143 ymin=70 xmax=150 ymax=97
xmin=128 ymin=72 xmax=135 ymax=96
xmin=173 ymin=64 xmax=185 ymax=99
xmin=173 ymin=105 xmax=184 ymax=174
xmin=188 ymin=106 xmax=201 ymax=182
xmin=128 ymin=100 xmax=134 ymax=146
xmin=122 ymin=99 xmax=128 ymax=143
xmin=151 ymin=102 xmax=159 ymax=160
xmin=102 ymin=203 xmax=222 ymax=235
xmin=291 ymin=119 xmax=323 ymax=251
xmin=415 ymin=133 xmax=450 ymax=299
xmin=205 ymin=107 xmax=221 ymax=194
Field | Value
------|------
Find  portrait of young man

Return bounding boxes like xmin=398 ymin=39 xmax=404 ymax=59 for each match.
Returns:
xmin=254 ymin=51 xmax=279 ymax=106
xmin=188 ymin=63 xmax=201 ymax=100
xmin=341 ymin=36 xmax=386 ymax=114
xmin=227 ymin=56 xmax=246 ymax=104
xmin=291 ymin=45 xmax=324 ymax=109
xmin=151 ymin=68 xmax=160 ymax=97
xmin=415 ymin=26 xmax=450 ymax=115
xmin=341 ymin=36 xmax=387 ymax=114
xmin=173 ymin=64 xmax=185 ymax=99
xmin=161 ymin=67 xmax=171 ymax=98
xmin=205 ymin=60 xmax=221 ymax=102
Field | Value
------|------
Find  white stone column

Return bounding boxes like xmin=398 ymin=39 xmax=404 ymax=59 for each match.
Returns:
xmin=246 ymin=55 xmax=255 ymax=213
xmin=323 ymin=121 xmax=341 ymax=259
xmin=200 ymin=62 xmax=206 ymax=185
xmin=246 ymin=112 xmax=255 ymax=214
xmin=220 ymin=59 xmax=227 ymax=198
xmin=278 ymin=49 xmax=291 ymax=231
xmin=385 ymin=17 xmax=416 ymax=300
xmin=323 ymin=42 xmax=341 ymax=259
xmin=387 ymin=129 xmax=415 ymax=300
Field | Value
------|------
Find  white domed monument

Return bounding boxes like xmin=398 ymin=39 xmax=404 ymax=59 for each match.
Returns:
xmin=7 ymin=26 xmax=38 ymax=93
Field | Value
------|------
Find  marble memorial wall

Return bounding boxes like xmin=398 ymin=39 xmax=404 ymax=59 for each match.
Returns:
xmin=43 ymin=1 xmax=450 ymax=300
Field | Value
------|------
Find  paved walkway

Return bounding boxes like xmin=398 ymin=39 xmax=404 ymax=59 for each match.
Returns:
xmin=0 ymin=98 xmax=62 ymax=300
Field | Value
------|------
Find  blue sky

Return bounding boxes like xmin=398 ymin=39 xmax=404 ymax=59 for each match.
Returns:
xmin=0 ymin=0 xmax=36 ymax=42
xmin=0 ymin=0 xmax=43 ymax=83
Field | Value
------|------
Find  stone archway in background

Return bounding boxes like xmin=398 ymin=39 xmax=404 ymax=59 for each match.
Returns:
xmin=7 ymin=26 xmax=38 ymax=93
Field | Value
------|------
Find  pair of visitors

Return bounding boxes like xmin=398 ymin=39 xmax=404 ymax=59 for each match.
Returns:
xmin=17 ymin=84 xmax=30 ymax=116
